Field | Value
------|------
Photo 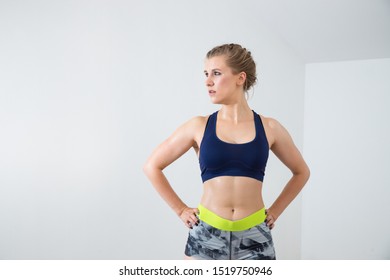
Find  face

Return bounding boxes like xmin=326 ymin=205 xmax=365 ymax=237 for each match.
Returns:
xmin=204 ymin=55 xmax=245 ymax=104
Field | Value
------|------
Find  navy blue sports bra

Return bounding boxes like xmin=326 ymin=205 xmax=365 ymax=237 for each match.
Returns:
xmin=199 ymin=110 xmax=269 ymax=183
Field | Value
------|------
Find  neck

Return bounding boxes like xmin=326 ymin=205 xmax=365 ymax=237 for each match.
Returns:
xmin=219 ymin=101 xmax=252 ymax=123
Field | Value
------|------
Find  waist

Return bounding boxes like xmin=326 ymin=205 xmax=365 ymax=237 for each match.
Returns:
xmin=198 ymin=204 xmax=266 ymax=232
xmin=201 ymin=178 xmax=264 ymax=213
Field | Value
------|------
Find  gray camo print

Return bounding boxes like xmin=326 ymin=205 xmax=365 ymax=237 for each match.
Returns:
xmin=185 ymin=220 xmax=276 ymax=260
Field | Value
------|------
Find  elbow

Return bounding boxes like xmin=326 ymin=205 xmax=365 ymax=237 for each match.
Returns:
xmin=302 ymin=164 xmax=311 ymax=185
xmin=142 ymin=160 xmax=153 ymax=177
xmin=142 ymin=159 xmax=163 ymax=178
xmin=292 ymin=163 xmax=310 ymax=185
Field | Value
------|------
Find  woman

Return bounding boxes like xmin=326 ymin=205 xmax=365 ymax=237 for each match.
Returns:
xmin=143 ymin=43 xmax=310 ymax=260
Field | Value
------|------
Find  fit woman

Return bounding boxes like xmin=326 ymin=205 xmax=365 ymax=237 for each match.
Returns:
xmin=143 ymin=43 xmax=310 ymax=260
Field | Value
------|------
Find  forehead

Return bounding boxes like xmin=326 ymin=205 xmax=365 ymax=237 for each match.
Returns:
xmin=204 ymin=55 xmax=229 ymax=70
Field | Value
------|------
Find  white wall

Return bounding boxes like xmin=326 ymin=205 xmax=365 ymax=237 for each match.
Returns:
xmin=0 ymin=0 xmax=306 ymax=259
xmin=302 ymin=58 xmax=390 ymax=259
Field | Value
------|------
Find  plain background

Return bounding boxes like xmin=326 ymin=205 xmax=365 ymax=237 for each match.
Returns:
xmin=0 ymin=0 xmax=388 ymax=259
xmin=302 ymin=59 xmax=390 ymax=259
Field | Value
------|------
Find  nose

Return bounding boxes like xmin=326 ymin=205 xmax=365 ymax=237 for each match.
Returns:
xmin=205 ymin=76 xmax=214 ymax=87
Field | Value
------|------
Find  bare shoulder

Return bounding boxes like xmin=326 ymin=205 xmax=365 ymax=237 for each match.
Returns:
xmin=187 ymin=115 xmax=209 ymax=126
xmin=259 ymin=115 xmax=287 ymax=148
xmin=171 ymin=114 xmax=210 ymax=148
xmin=260 ymin=115 xmax=281 ymax=130
xmin=178 ymin=115 xmax=209 ymax=133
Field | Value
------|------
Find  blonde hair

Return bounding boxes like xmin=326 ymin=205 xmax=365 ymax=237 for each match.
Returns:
xmin=206 ymin=43 xmax=257 ymax=92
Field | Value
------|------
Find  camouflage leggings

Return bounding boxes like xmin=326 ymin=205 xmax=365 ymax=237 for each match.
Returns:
xmin=184 ymin=220 xmax=276 ymax=260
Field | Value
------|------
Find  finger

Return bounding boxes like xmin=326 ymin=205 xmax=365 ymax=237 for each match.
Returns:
xmin=266 ymin=215 xmax=273 ymax=226
xmin=181 ymin=214 xmax=193 ymax=227
xmin=189 ymin=218 xmax=197 ymax=226
xmin=191 ymin=213 xmax=199 ymax=223
xmin=190 ymin=209 xmax=200 ymax=223
xmin=188 ymin=218 xmax=198 ymax=228
xmin=185 ymin=208 xmax=198 ymax=216
xmin=191 ymin=208 xmax=200 ymax=217
xmin=266 ymin=217 xmax=275 ymax=229
xmin=185 ymin=214 xmax=197 ymax=227
xmin=186 ymin=221 xmax=193 ymax=229
xmin=182 ymin=207 xmax=200 ymax=228
xmin=186 ymin=217 xmax=198 ymax=227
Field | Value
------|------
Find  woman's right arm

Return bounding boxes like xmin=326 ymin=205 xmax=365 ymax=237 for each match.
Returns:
xmin=143 ymin=116 xmax=204 ymax=228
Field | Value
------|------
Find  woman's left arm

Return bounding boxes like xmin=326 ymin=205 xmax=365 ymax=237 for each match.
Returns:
xmin=265 ymin=118 xmax=310 ymax=229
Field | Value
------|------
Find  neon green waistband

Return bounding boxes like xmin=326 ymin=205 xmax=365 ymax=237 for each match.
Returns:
xmin=198 ymin=204 xmax=266 ymax=232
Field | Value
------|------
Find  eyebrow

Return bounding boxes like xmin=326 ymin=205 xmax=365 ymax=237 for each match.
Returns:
xmin=204 ymin=68 xmax=222 ymax=73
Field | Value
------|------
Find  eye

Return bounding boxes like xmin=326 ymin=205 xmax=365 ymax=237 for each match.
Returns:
xmin=204 ymin=72 xmax=209 ymax=77
xmin=213 ymin=71 xmax=221 ymax=76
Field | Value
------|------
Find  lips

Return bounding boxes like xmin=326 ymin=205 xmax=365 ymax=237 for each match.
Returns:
xmin=208 ymin=90 xmax=216 ymax=96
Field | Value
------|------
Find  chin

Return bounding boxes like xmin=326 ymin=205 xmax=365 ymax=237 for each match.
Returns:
xmin=209 ymin=96 xmax=223 ymax=105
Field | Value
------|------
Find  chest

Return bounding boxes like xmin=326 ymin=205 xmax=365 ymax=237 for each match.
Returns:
xmin=216 ymin=119 xmax=256 ymax=144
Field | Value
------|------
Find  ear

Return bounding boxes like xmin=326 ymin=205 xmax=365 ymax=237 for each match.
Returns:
xmin=236 ymin=72 xmax=247 ymax=87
